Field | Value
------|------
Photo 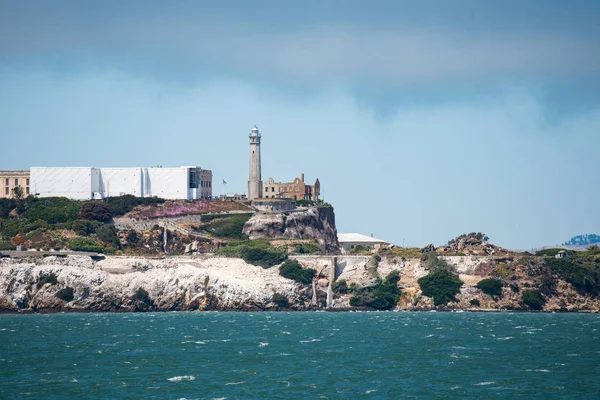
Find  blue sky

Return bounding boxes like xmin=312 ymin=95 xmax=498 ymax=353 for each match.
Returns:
xmin=1 ymin=0 xmax=599 ymax=249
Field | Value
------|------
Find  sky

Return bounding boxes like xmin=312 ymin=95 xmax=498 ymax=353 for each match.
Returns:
xmin=0 ymin=0 xmax=599 ymax=250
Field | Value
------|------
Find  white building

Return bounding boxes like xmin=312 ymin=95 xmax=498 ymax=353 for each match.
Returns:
xmin=338 ymin=233 xmax=390 ymax=254
xmin=30 ymin=166 xmax=212 ymax=200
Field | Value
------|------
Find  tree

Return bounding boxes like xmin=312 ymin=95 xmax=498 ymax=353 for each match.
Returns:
xmin=11 ymin=186 xmax=24 ymax=201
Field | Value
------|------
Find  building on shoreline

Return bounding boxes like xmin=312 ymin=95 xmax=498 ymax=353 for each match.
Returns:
xmin=338 ymin=233 xmax=389 ymax=254
xmin=0 ymin=170 xmax=30 ymax=198
xmin=30 ymin=166 xmax=212 ymax=200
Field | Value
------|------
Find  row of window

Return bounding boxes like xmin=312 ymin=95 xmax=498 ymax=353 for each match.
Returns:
xmin=4 ymin=178 xmax=29 ymax=186
xmin=4 ymin=186 xmax=29 ymax=195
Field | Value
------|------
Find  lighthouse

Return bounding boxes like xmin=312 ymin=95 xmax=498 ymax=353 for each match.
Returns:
xmin=248 ymin=125 xmax=262 ymax=200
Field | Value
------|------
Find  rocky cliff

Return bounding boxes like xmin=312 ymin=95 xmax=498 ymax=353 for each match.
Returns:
xmin=242 ymin=207 xmax=339 ymax=253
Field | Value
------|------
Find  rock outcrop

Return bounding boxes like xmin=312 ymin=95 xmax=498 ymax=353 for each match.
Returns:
xmin=242 ymin=207 xmax=339 ymax=253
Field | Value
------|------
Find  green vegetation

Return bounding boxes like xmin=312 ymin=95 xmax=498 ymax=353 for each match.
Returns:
xmin=333 ymin=279 xmax=350 ymax=294
xmin=295 ymin=199 xmax=314 ymax=207
xmin=293 ymin=242 xmax=320 ymax=254
xmin=37 ymin=271 xmax=58 ymax=288
xmin=71 ymin=220 xmax=103 ymax=236
xmin=25 ymin=197 xmax=82 ymax=224
xmin=349 ymin=271 xmax=401 ymax=310
xmin=69 ymin=238 xmax=105 ymax=253
xmin=0 ymin=241 xmax=16 ymax=251
xmin=271 ymin=293 xmax=290 ymax=308
xmin=521 ymin=289 xmax=545 ymax=310
xmin=106 ymin=195 xmax=165 ymax=217
xmin=217 ymin=239 xmax=287 ymax=268
xmin=391 ymin=247 xmax=422 ymax=259
xmin=55 ymin=287 xmax=74 ymax=302
xmin=349 ymin=245 xmax=371 ymax=255
xmin=199 ymin=213 xmax=252 ymax=239
xmin=469 ymin=299 xmax=481 ymax=307
xmin=0 ymin=198 xmax=17 ymax=219
xmin=417 ymin=255 xmax=463 ymax=306
xmin=545 ymin=257 xmax=600 ymax=297
xmin=78 ymin=201 xmax=112 ymax=222
xmin=535 ymin=248 xmax=575 ymax=257
xmin=279 ymin=259 xmax=316 ymax=284
xmin=476 ymin=278 xmax=504 ymax=299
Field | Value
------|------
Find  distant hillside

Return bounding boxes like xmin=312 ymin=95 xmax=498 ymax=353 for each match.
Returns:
xmin=562 ymin=234 xmax=600 ymax=247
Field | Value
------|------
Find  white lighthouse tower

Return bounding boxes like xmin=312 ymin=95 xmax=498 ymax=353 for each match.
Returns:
xmin=248 ymin=125 xmax=262 ymax=200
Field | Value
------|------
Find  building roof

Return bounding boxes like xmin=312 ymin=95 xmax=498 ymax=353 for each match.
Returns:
xmin=338 ymin=233 xmax=388 ymax=244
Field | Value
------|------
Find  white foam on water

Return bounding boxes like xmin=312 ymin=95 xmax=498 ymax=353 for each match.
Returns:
xmin=300 ymin=338 xmax=322 ymax=343
xmin=497 ymin=337 xmax=513 ymax=340
xmin=168 ymin=375 xmax=196 ymax=382
xmin=225 ymin=381 xmax=246 ymax=386
xmin=365 ymin=389 xmax=377 ymax=394
xmin=425 ymin=334 xmax=435 ymax=338
xmin=474 ymin=381 xmax=495 ymax=386
xmin=258 ymin=342 xmax=269 ymax=347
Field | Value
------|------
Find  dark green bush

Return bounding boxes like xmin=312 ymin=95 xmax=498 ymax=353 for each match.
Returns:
xmin=294 ymin=242 xmax=320 ymax=254
xmin=69 ymin=238 xmax=105 ymax=253
xmin=349 ymin=245 xmax=371 ymax=254
xmin=95 ymin=224 xmax=120 ymax=249
xmin=37 ymin=271 xmax=58 ymax=288
xmin=24 ymin=219 xmax=49 ymax=233
xmin=349 ymin=271 xmax=401 ymax=310
xmin=333 ymin=279 xmax=350 ymax=294
xmin=55 ymin=287 xmax=74 ymax=302
xmin=25 ymin=197 xmax=82 ymax=224
xmin=217 ymin=240 xmax=286 ymax=268
xmin=125 ymin=230 xmax=139 ymax=246
xmin=78 ymin=201 xmax=112 ymax=222
xmin=535 ymin=248 xmax=574 ymax=257
xmin=545 ymin=258 xmax=600 ymax=297
xmin=133 ymin=287 xmax=152 ymax=305
xmin=271 ymin=293 xmax=290 ymax=308
xmin=469 ymin=299 xmax=481 ymax=306
xmin=476 ymin=278 xmax=504 ymax=298
xmin=0 ymin=241 xmax=16 ymax=251
xmin=418 ymin=270 xmax=463 ymax=306
xmin=279 ymin=260 xmax=316 ymax=284
xmin=106 ymin=195 xmax=165 ymax=217
xmin=205 ymin=214 xmax=252 ymax=239
xmin=0 ymin=219 xmax=24 ymax=239
xmin=521 ymin=289 xmax=545 ymax=310
xmin=0 ymin=198 xmax=17 ymax=219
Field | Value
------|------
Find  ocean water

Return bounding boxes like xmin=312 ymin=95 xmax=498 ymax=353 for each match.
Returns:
xmin=1 ymin=312 xmax=599 ymax=399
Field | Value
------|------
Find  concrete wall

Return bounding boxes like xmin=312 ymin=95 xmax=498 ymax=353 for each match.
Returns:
xmin=99 ymin=168 xmax=143 ymax=198
xmin=31 ymin=167 xmax=94 ymax=200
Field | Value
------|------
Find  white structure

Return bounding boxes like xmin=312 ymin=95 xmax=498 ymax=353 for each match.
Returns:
xmin=30 ymin=166 xmax=212 ymax=200
xmin=248 ymin=125 xmax=262 ymax=201
xmin=338 ymin=233 xmax=389 ymax=254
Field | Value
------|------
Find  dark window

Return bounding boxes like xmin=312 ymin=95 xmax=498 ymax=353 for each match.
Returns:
xmin=26 ymin=187 xmax=30 ymax=195
xmin=189 ymin=170 xmax=199 ymax=189
xmin=26 ymin=179 xmax=29 ymax=185
xmin=14 ymin=178 xmax=18 ymax=186
xmin=4 ymin=187 xmax=8 ymax=195
xmin=4 ymin=178 xmax=8 ymax=185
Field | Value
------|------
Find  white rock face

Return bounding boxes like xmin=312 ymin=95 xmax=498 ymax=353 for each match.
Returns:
xmin=0 ymin=256 xmax=302 ymax=312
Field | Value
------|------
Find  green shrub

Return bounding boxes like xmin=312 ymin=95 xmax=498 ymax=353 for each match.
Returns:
xmin=521 ymin=289 xmax=545 ymax=310
xmin=25 ymin=197 xmax=82 ymax=224
xmin=125 ymin=230 xmax=139 ymax=246
xmin=95 ymin=224 xmax=120 ymax=249
xmin=37 ymin=272 xmax=58 ymax=288
xmin=271 ymin=293 xmax=290 ymax=308
xmin=217 ymin=240 xmax=286 ymax=268
xmin=204 ymin=214 xmax=252 ymax=239
xmin=279 ymin=260 xmax=316 ymax=284
xmin=293 ymin=242 xmax=320 ymax=254
xmin=69 ymin=237 xmax=105 ymax=253
xmin=296 ymin=199 xmax=314 ymax=207
xmin=0 ymin=219 xmax=24 ymax=239
xmin=106 ymin=195 xmax=165 ymax=217
xmin=24 ymin=219 xmax=49 ymax=233
xmin=349 ymin=271 xmax=401 ymax=310
xmin=349 ymin=245 xmax=371 ymax=254
xmin=545 ymin=258 xmax=600 ymax=297
xmin=55 ymin=287 xmax=74 ymax=302
xmin=333 ymin=279 xmax=350 ymax=294
xmin=476 ymin=278 xmax=504 ymax=298
xmin=418 ymin=270 xmax=463 ymax=306
xmin=0 ymin=241 xmax=16 ymax=251
xmin=535 ymin=248 xmax=574 ymax=257
xmin=133 ymin=287 xmax=152 ymax=305
xmin=0 ymin=198 xmax=17 ymax=219
xmin=469 ymin=299 xmax=480 ymax=307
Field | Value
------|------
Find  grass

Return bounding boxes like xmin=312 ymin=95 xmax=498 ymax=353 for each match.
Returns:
xmin=279 ymin=259 xmax=316 ymax=284
xmin=217 ymin=239 xmax=287 ymax=268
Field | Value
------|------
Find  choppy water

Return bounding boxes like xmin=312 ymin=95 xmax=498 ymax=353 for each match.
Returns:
xmin=1 ymin=312 xmax=599 ymax=399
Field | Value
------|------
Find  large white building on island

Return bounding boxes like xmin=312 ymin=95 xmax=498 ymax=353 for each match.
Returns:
xmin=30 ymin=166 xmax=212 ymax=200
